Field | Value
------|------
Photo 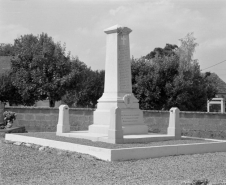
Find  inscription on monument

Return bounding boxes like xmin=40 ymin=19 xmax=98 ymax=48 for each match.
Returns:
xmin=121 ymin=111 xmax=140 ymax=125
xmin=118 ymin=34 xmax=131 ymax=92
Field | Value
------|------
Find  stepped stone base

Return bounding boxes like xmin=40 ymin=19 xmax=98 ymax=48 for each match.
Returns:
xmin=89 ymin=108 xmax=148 ymax=135
xmin=57 ymin=131 xmax=176 ymax=143
xmin=89 ymin=124 xmax=148 ymax=135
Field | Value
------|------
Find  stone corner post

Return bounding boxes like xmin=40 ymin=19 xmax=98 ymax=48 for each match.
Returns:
xmin=167 ymin=107 xmax=181 ymax=139
xmin=56 ymin=105 xmax=70 ymax=134
xmin=221 ymin=98 xmax=225 ymax=113
xmin=207 ymin=100 xmax=210 ymax=112
xmin=108 ymin=107 xmax=124 ymax=144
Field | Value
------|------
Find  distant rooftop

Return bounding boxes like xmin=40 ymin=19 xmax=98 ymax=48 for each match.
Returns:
xmin=208 ymin=73 xmax=226 ymax=94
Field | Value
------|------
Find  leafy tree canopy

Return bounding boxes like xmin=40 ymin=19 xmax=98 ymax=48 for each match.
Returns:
xmin=0 ymin=71 xmax=22 ymax=105
xmin=132 ymin=33 xmax=217 ymax=111
xmin=1 ymin=32 xmax=217 ymax=111
xmin=10 ymin=33 xmax=88 ymax=106
xmin=145 ymin=44 xmax=178 ymax=60
xmin=0 ymin=43 xmax=15 ymax=56
xmin=62 ymin=69 xmax=104 ymax=108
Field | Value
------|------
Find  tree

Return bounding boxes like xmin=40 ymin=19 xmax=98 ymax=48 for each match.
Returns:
xmin=175 ymin=32 xmax=199 ymax=70
xmin=131 ymin=55 xmax=180 ymax=110
xmin=164 ymin=64 xmax=217 ymax=111
xmin=163 ymin=33 xmax=216 ymax=111
xmin=10 ymin=33 xmax=86 ymax=106
xmin=62 ymin=69 xmax=105 ymax=108
xmin=0 ymin=71 xmax=22 ymax=105
xmin=0 ymin=43 xmax=15 ymax=56
xmin=76 ymin=70 xmax=104 ymax=107
xmin=131 ymin=33 xmax=216 ymax=111
xmin=145 ymin=44 xmax=178 ymax=60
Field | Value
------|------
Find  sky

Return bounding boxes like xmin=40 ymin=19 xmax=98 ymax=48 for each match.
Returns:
xmin=0 ymin=0 xmax=226 ymax=82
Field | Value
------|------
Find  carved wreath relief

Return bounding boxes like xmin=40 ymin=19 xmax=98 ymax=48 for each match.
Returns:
xmin=123 ymin=94 xmax=133 ymax=108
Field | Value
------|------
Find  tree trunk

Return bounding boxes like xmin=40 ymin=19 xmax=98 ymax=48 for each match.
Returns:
xmin=49 ymin=99 xmax=55 ymax=107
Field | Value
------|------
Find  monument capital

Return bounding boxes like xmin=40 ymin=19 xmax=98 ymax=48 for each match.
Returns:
xmin=104 ymin=24 xmax=132 ymax=35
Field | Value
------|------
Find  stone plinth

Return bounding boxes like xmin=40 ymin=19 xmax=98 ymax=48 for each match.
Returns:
xmin=89 ymin=25 xmax=148 ymax=135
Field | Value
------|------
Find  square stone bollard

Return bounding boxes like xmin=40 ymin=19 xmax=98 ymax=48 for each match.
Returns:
xmin=167 ymin=107 xmax=181 ymax=139
xmin=56 ymin=105 xmax=70 ymax=133
xmin=108 ymin=107 xmax=124 ymax=144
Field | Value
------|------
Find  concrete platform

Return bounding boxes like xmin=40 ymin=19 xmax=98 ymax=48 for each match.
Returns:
xmin=57 ymin=131 xmax=175 ymax=143
xmin=5 ymin=133 xmax=226 ymax=161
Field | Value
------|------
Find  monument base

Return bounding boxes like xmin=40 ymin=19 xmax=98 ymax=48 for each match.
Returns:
xmin=89 ymin=124 xmax=148 ymax=135
xmin=89 ymin=108 xmax=148 ymax=135
xmin=57 ymin=131 xmax=175 ymax=143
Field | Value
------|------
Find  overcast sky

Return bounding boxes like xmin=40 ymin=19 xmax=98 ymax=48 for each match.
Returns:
xmin=1 ymin=0 xmax=226 ymax=81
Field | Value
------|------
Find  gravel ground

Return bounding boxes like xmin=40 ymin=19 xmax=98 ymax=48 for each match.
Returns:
xmin=13 ymin=132 xmax=216 ymax=149
xmin=1 ymin=136 xmax=226 ymax=185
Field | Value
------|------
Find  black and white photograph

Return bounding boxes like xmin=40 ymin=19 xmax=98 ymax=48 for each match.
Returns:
xmin=1 ymin=0 xmax=226 ymax=184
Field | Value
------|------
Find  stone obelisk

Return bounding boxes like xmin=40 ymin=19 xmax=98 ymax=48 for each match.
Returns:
xmin=88 ymin=25 xmax=148 ymax=135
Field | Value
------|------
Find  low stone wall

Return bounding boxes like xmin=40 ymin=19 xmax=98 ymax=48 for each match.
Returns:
xmin=5 ymin=107 xmax=226 ymax=139
xmin=5 ymin=107 xmax=93 ymax=132
xmin=144 ymin=110 xmax=226 ymax=139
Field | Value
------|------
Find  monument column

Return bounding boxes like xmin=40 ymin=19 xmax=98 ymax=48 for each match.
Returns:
xmin=89 ymin=25 xmax=148 ymax=135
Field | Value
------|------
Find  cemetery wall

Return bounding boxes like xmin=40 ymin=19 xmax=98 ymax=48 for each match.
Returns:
xmin=144 ymin=110 xmax=226 ymax=138
xmin=5 ymin=107 xmax=226 ymax=138
xmin=5 ymin=107 xmax=93 ymax=132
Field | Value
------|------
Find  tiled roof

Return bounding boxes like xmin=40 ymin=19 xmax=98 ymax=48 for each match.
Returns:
xmin=208 ymin=73 xmax=226 ymax=94
xmin=0 ymin=56 xmax=11 ymax=74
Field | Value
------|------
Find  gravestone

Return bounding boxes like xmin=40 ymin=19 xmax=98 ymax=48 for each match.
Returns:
xmin=89 ymin=25 xmax=148 ymax=135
